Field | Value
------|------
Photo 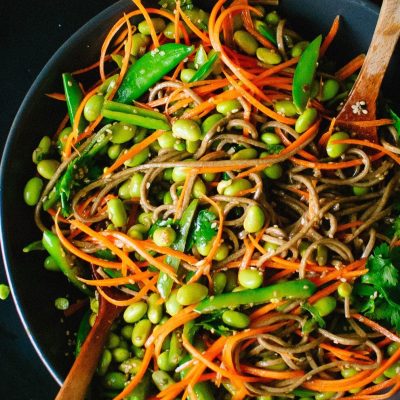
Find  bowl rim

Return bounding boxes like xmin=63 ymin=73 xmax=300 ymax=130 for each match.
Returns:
xmin=0 ymin=0 xmax=380 ymax=388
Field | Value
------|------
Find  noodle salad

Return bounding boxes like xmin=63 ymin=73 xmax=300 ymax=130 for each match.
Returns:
xmin=22 ymin=0 xmax=400 ymax=399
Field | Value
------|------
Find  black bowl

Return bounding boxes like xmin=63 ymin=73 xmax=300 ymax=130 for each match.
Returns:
xmin=1 ymin=0 xmax=399 ymax=390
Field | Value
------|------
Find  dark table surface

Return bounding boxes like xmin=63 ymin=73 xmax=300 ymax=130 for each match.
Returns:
xmin=0 ymin=1 xmax=114 ymax=398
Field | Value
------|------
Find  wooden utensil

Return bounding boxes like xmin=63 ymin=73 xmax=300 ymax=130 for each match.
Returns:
xmin=336 ymin=0 xmax=400 ymax=142
xmin=55 ymin=268 xmax=124 ymax=400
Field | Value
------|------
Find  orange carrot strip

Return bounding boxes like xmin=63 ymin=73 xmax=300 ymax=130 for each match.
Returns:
xmin=137 ymin=240 xmax=198 ymax=264
xmin=249 ymin=300 xmax=287 ymax=321
xmin=240 ymin=365 xmax=305 ymax=380
xmin=46 ymin=93 xmax=66 ymax=101
xmin=335 ymin=53 xmax=365 ymax=81
xmin=320 ymin=343 xmax=372 ymax=362
xmin=318 ymin=117 xmax=336 ymax=147
xmin=320 ymin=16 xmax=340 ymax=56
xmin=336 ymin=221 xmax=364 ymax=232
xmin=352 ymin=313 xmax=400 ymax=343
xmin=133 ymin=0 xmax=159 ymax=47
xmin=77 ymin=271 xmax=156 ymax=287
xmin=104 ymin=129 xmax=164 ymax=175
xmin=113 ymin=343 xmax=155 ymax=400
xmin=341 ymin=118 xmax=393 ymax=128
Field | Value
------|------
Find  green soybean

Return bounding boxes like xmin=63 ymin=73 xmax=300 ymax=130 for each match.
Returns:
xmin=337 ymin=282 xmax=352 ymax=298
xmin=316 ymin=245 xmax=328 ymax=266
xmin=111 ymin=123 xmax=136 ymax=144
xmin=84 ymin=94 xmax=104 ymax=122
xmin=384 ymin=361 xmax=400 ymax=378
xmin=152 ymin=370 xmax=175 ymax=391
xmin=256 ymin=47 xmax=282 ymax=65
xmin=265 ymin=11 xmax=280 ymax=25
xmin=132 ymin=319 xmax=152 ymax=347
xmin=231 ymin=148 xmax=258 ymax=160
xmin=201 ymin=113 xmax=224 ymax=134
xmin=319 ymin=79 xmax=340 ymax=102
xmin=353 ymin=186 xmax=369 ymax=196
xmin=295 ymin=108 xmax=318 ymax=133
xmin=273 ymin=100 xmax=298 ymax=117
xmin=138 ymin=18 xmax=166 ymax=35
xmin=131 ymin=33 xmax=150 ymax=56
xmin=263 ymin=163 xmax=283 ymax=180
xmin=124 ymin=147 xmax=149 ymax=167
xmin=119 ymin=357 xmax=142 ymax=374
xmin=213 ymin=243 xmax=229 ymax=261
xmin=291 ymin=41 xmax=309 ymax=57
xmin=225 ymin=270 xmax=238 ymax=292
xmin=108 ymin=143 xmax=122 ymax=160
xmin=261 ymin=132 xmax=282 ymax=145
xmin=387 ymin=342 xmax=400 ymax=356
xmin=107 ymin=198 xmax=127 ymax=227
xmin=341 ymin=367 xmax=358 ymax=378
xmin=106 ymin=332 xmax=120 ymax=349
xmin=222 ymin=310 xmax=250 ymax=329
xmin=313 ymin=296 xmax=337 ymax=317
xmin=32 ymin=136 xmax=52 ymax=163
xmin=158 ymin=131 xmax=175 ymax=149
xmin=172 ymin=119 xmax=201 ymax=141
xmin=233 ymin=30 xmax=259 ymax=56
xmin=129 ymin=173 xmax=144 ymax=198
xmin=326 ymin=132 xmax=350 ymax=158
xmin=166 ymin=289 xmax=183 ymax=316
xmin=213 ymin=272 xmax=227 ymax=295
xmin=177 ymin=283 xmax=208 ymax=305
xmin=37 ymin=159 xmax=60 ymax=180
xmin=24 ymin=177 xmax=44 ymax=206
xmin=238 ymin=268 xmax=263 ymax=289
xmin=124 ymin=301 xmax=148 ymax=324
xmin=244 ymin=205 xmax=265 ymax=233
xmin=163 ymin=22 xmax=182 ymax=40
xmin=172 ymin=164 xmax=191 ymax=183
xmin=315 ymin=392 xmax=336 ymax=400
xmin=186 ymin=139 xmax=200 ymax=154
xmin=223 ymin=178 xmax=252 ymax=196
xmin=153 ymin=227 xmax=176 ymax=247
xmin=147 ymin=293 xmax=163 ymax=324
xmin=103 ymin=371 xmax=127 ymax=390
xmin=97 ymin=349 xmax=112 ymax=376
xmin=216 ymin=99 xmax=242 ymax=115
xmin=192 ymin=177 xmax=207 ymax=198
xmin=112 ymin=347 xmax=130 ymax=363
xmin=157 ymin=350 xmax=176 ymax=371
xmin=180 ymin=68 xmax=196 ymax=83
xmin=1 ymin=286 xmax=11 ymax=301
xmin=54 ymin=297 xmax=69 ymax=310
xmin=127 ymin=225 xmax=144 ymax=240
xmin=44 ymin=255 xmax=59 ymax=272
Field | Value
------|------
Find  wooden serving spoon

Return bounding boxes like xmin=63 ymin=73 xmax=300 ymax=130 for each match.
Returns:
xmin=55 ymin=268 xmax=124 ymax=400
xmin=336 ymin=0 xmax=400 ymax=142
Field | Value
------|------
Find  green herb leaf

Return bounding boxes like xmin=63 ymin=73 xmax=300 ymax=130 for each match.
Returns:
xmin=264 ymin=144 xmax=285 ymax=155
xmin=387 ymin=107 xmax=400 ymax=138
xmin=187 ymin=210 xmax=218 ymax=248
xmin=302 ymin=302 xmax=325 ymax=328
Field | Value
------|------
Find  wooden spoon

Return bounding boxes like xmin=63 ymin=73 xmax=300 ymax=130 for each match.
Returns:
xmin=55 ymin=268 xmax=124 ymax=400
xmin=336 ymin=0 xmax=400 ymax=142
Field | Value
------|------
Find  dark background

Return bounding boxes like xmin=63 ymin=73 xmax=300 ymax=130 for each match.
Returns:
xmin=0 ymin=1 xmax=114 ymax=398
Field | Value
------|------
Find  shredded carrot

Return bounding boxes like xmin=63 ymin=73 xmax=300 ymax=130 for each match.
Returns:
xmin=352 ymin=313 xmax=400 ymax=343
xmin=320 ymin=343 xmax=373 ymax=362
xmin=241 ymin=365 xmax=305 ymax=380
xmin=335 ymin=53 xmax=365 ymax=81
xmin=320 ymin=16 xmax=340 ymax=56
xmin=318 ymin=117 xmax=336 ymax=147
xmin=336 ymin=221 xmax=364 ymax=232
xmin=133 ymin=0 xmax=160 ymax=47
xmin=46 ymin=92 xmax=66 ymax=101
xmin=77 ymin=271 xmax=156 ymax=287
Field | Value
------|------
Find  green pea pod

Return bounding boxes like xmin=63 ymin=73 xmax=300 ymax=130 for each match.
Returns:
xmin=195 ymin=279 xmax=316 ymax=313
xmin=116 ymin=43 xmax=195 ymax=104
xmin=189 ymin=52 xmax=220 ymax=83
xmin=157 ymin=199 xmax=198 ymax=299
xmin=42 ymin=230 xmax=92 ymax=296
xmin=255 ymin=21 xmax=277 ymax=46
xmin=23 ymin=240 xmax=44 ymax=253
xmin=292 ymin=35 xmax=322 ymax=112
xmin=75 ymin=309 xmax=91 ymax=356
xmin=62 ymin=73 xmax=86 ymax=132
xmin=102 ymin=100 xmax=170 ymax=130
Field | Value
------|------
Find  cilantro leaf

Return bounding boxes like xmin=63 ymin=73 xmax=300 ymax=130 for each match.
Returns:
xmin=195 ymin=311 xmax=234 ymax=336
xmin=187 ymin=210 xmax=218 ymax=249
xmin=302 ymin=302 xmax=325 ymax=328
xmin=263 ymin=144 xmax=285 ymax=155
xmin=158 ymin=0 xmax=193 ymax=10
xmin=387 ymin=106 xmax=400 ymax=139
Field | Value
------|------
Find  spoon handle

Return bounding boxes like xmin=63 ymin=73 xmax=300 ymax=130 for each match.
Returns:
xmin=55 ymin=301 xmax=121 ymax=400
xmin=340 ymin=0 xmax=400 ymax=118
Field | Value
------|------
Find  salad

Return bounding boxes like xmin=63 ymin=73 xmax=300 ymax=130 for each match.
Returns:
xmin=22 ymin=0 xmax=400 ymax=399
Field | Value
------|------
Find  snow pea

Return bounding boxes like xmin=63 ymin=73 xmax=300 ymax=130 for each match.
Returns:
xmin=62 ymin=73 xmax=86 ymax=132
xmin=254 ymin=20 xmax=277 ymax=46
xmin=42 ymin=230 xmax=92 ymax=295
xmin=195 ymin=279 xmax=316 ymax=313
xmin=116 ymin=43 xmax=194 ymax=104
xmin=189 ymin=51 xmax=220 ymax=82
xmin=292 ymin=35 xmax=322 ymax=112
xmin=157 ymin=199 xmax=198 ymax=299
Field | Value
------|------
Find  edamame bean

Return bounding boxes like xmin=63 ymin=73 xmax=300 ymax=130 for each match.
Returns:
xmin=44 ymin=255 xmax=59 ymax=272
xmin=158 ymin=350 xmax=176 ymax=371
xmin=265 ymin=11 xmax=280 ymax=25
xmin=263 ymin=163 xmax=283 ymax=180
xmin=103 ymin=371 xmax=127 ymax=390
xmin=152 ymin=370 xmax=175 ymax=391
xmin=341 ymin=367 xmax=358 ymax=378
xmin=387 ymin=342 xmax=400 ymax=356
xmin=54 ymin=297 xmax=69 ymax=310
xmin=319 ymin=79 xmax=340 ymax=102
xmin=238 ymin=268 xmax=263 ymax=289
xmin=127 ymin=224 xmax=145 ymax=240
xmin=111 ymin=123 xmax=136 ymax=144
xmin=202 ymin=172 xmax=217 ymax=182
xmin=119 ymin=357 xmax=142 ymax=374
xmin=138 ymin=18 xmax=166 ymax=35
xmin=108 ymin=143 xmax=122 ymax=160
xmin=106 ymin=332 xmax=120 ymax=349
xmin=315 ymin=392 xmax=336 ymax=400
xmin=353 ymin=186 xmax=369 ymax=196
xmin=316 ymin=245 xmax=328 ymax=266
xmin=138 ymin=212 xmax=153 ymax=229
xmin=201 ymin=113 xmax=224 ymax=134
xmin=121 ymin=325 xmax=134 ymax=340
xmin=295 ymin=108 xmax=318 ymax=133
xmin=112 ymin=347 xmax=130 ymax=363
xmin=213 ymin=272 xmax=227 ymax=295
xmin=166 ymin=289 xmax=183 ymax=316
xmin=197 ymin=240 xmax=213 ymax=257
xmin=174 ymin=140 xmax=186 ymax=152
xmin=337 ymin=282 xmax=352 ymax=298
xmin=97 ymin=349 xmax=112 ymax=376
xmin=118 ymin=179 xmax=132 ymax=200
xmin=261 ymin=132 xmax=282 ymax=145
xmin=225 ymin=270 xmax=238 ymax=292
xmin=90 ymin=298 xmax=99 ymax=313
xmin=373 ymin=375 xmax=386 ymax=384
xmin=158 ymin=131 xmax=175 ymax=149
xmin=213 ymin=243 xmax=229 ymax=261
xmin=131 ymin=319 xmax=152 ymax=347
xmin=172 ymin=163 xmax=191 ymax=183
xmin=216 ymin=99 xmax=242 ymax=115
xmin=291 ymin=41 xmax=309 ymax=57
xmin=107 ymin=198 xmax=127 ymax=227
xmin=37 ymin=159 xmax=60 ymax=180
xmin=177 ymin=283 xmax=208 ymax=305
xmin=134 ymin=127 xmax=147 ymax=144
xmin=124 ymin=301 xmax=148 ymax=324
xmin=163 ymin=22 xmax=182 ymax=40
xmin=24 ymin=177 xmax=44 ymax=206
xmin=180 ymin=68 xmax=196 ymax=83
xmin=313 ymin=296 xmax=337 ymax=317
xmin=273 ymin=100 xmax=298 ymax=117
xmin=244 ymin=205 xmax=265 ymax=233
xmin=256 ymin=48 xmax=282 ymax=65
xmin=32 ymin=136 xmax=52 ymax=163
xmin=131 ymin=33 xmax=150 ymax=56
xmin=129 ymin=173 xmax=144 ymax=198
xmin=163 ymin=191 xmax=173 ymax=205
xmin=264 ymin=242 xmax=279 ymax=253
xmin=153 ymin=227 xmax=176 ymax=247
xmin=84 ymin=94 xmax=104 ymax=122
xmin=194 ymin=45 xmax=208 ymax=68
xmin=217 ymin=179 xmax=232 ymax=195
xmin=326 ymin=132 xmax=350 ymax=158
xmin=222 ymin=310 xmax=250 ymax=329
xmin=223 ymin=178 xmax=252 ymax=196
xmin=147 ymin=293 xmax=163 ymax=324
xmin=231 ymin=148 xmax=258 ymax=160
xmin=186 ymin=140 xmax=200 ymax=154
xmin=233 ymin=30 xmax=259 ymax=55
xmin=124 ymin=147 xmax=149 ymax=167
xmin=192 ymin=178 xmax=207 ymax=198
xmin=172 ymin=119 xmax=201 ymax=141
